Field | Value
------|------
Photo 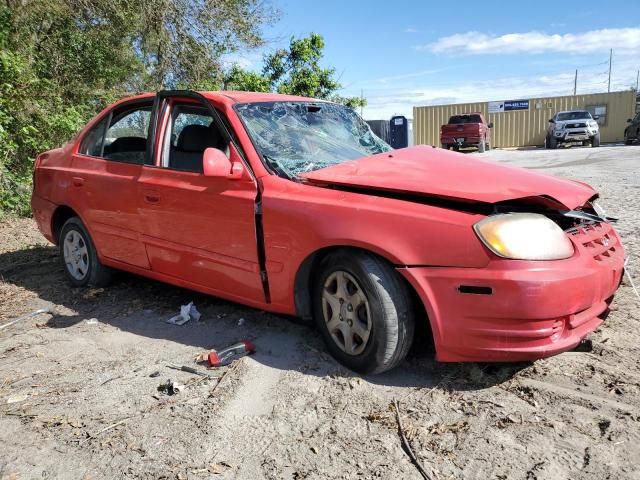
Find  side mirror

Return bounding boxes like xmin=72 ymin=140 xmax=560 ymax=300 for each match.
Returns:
xmin=593 ymin=115 xmax=600 ymax=120
xmin=487 ymin=122 xmax=493 ymax=128
xmin=548 ymin=118 xmax=555 ymax=123
xmin=627 ymin=118 xmax=633 ymax=123
xmin=203 ymin=147 xmax=245 ymax=179
xmin=203 ymin=148 xmax=231 ymax=177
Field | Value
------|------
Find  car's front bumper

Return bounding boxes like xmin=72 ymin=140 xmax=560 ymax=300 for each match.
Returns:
xmin=554 ymin=128 xmax=598 ymax=142
xmin=399 ymin=222 xmax=624 ymax=362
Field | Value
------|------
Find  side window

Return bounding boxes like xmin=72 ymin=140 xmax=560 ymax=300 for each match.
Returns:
xmin=586 ymin=105 xmax=607 ymax=126
xmin=103 ymin=106 xmax=152 ymax=164
xmin=163 ymin=104 xmax=228 ymax=173
xmin=79 ymin=116 xmax=108 ymax=157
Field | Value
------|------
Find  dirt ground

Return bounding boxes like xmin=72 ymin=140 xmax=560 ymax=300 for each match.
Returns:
xmin=1 ymin=144 xmax=639 ymax=480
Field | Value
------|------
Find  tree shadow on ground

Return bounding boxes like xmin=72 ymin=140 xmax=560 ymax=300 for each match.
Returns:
xmin=0 ymin=245 xmax=529 ymax=391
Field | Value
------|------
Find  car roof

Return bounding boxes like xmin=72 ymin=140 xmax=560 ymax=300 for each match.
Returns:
xmin=111 ymin=91 xmax=329 ymax=110
xmin=556 ymin=110 xmax=590 ymax=114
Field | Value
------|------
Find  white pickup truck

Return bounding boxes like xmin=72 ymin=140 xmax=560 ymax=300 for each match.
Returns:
xmin=545 ymin=110 xmax=600 ymax=149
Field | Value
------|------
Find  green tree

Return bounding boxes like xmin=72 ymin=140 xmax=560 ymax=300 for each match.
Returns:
xmin=223 ymin=64 xmax=271 ymax=92
xmin=0 ymin=0 xmax=277 ymax=216
xmin=224 ymin=33 xmax=365 ymax=108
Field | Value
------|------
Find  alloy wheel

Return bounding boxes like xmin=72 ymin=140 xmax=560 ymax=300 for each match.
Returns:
xmin=63 ymin=230 xmax=89 ymax=281
xmin=321 ymin=270 xmax=372 ymax=355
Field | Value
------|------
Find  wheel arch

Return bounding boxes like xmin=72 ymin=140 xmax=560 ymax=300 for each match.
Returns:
xmin=51 ymin=205 xmax=81 ymax=245
xmin=293 ymin=245 xmax=435 ymax=350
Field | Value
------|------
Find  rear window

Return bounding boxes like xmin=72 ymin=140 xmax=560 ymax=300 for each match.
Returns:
xmin=448 ymin=114 xmax=482 ymax=124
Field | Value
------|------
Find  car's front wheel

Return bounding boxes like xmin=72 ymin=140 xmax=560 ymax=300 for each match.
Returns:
xmin=591 ymin=133 xmax=601 ymax=147
xmin=312 ymin=250 xmax=415 ymax=374
xmin=59 ymin=217 xmax=113 ymax=287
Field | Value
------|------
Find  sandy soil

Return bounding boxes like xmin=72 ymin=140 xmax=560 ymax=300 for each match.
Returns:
xmin=1 ymin=144 xmax=639 ymax=480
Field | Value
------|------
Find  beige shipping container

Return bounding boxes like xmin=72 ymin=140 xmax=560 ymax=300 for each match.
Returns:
xmin=413 ymin=90 xmax=636 ymax=148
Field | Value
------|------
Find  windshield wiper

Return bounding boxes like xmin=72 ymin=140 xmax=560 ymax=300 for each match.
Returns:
xmin=262 ymin=154 xmax=302 ymax=182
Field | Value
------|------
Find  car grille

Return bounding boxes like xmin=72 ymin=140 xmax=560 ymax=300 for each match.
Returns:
xmin=567 ymin=221 xmax=620 ymax=262
xmin=566 ymin=122 xmax=587 ymax=128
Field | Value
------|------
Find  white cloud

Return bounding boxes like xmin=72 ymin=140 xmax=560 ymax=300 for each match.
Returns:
xmin=221 ymin=52 xmax=261 ymax=69
xmin=404 ymin=27 xmax=418 ymax=33
xmin=422 ymin=28 xmax=640 ymax=55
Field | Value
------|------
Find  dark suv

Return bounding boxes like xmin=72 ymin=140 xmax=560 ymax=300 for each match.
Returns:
xmin=624 ymin=112 xmax=640 ymax=145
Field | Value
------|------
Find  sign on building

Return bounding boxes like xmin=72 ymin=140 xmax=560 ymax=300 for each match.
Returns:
xmin=504 ymin=100 xmax=529 ymax=111
xmin=488 ymin=99 xmax=530 ymax=113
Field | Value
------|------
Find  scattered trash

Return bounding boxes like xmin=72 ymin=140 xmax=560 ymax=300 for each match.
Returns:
xmin=6 ymin=393 xmax=29 ymax=404
xmin=572 ymin=339 xmax=593 ymax=352
xmin=167 ymin=364 xmax=218 ymax=379
xmin=157 ymin=379 xmax=185 ymax=395
xmin=0 ymin=308 xmax=53 ymax=331
xmin=624 ymin=257 xmax=640 ymax=300
xmin=237 ymin=317 xmax=245 ymax=326
xmin=85 ymin=318 xmax=99 ymax=325
xmin=149 ymin=371 xmax=160 ymax=378
xmin=208 ymin=340 xmax=255 ymax=367
xmin=167 ymin=302 xmax=201 ymax=325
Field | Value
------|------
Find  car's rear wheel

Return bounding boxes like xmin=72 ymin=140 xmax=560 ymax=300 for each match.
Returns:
xmin=60 ymin=217 xmax=113 ymax=287
xmin=312 ymin=250 xmax=415 ymax=374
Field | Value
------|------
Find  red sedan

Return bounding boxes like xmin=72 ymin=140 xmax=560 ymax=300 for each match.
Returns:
xmin=31 ymin=91 xmax=624 ymax=373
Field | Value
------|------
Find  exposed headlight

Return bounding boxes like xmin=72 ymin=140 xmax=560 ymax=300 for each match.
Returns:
xmin=474 ymin=213 xmax=574 ymax=260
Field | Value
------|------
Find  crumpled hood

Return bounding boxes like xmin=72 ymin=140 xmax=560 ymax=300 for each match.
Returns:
xmin=300 ymin=145 xmax=595 ymax=209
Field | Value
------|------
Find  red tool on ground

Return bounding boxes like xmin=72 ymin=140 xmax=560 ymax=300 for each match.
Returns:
xmin=208 ymin=340 xmax=256 ymax=367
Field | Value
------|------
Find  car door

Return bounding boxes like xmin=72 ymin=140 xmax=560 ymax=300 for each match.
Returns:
xmin=137 ymin=94 xmax=264 ymax=305
xmin=71 ymin=100 xmax=152 ymax=269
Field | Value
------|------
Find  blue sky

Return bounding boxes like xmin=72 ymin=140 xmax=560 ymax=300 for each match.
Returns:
xmin=229 ymin=0 xmax=640 ymax=119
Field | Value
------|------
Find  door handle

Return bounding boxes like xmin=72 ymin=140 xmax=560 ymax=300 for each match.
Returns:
xmin=72 ymin=177 xmax=84 ymax=187
xmin=144 ymin=194 xmax=161 ymax=204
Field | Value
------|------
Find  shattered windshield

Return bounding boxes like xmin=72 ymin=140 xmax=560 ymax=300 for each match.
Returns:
xmin=235 ymin=101 xmax=391 ymax=177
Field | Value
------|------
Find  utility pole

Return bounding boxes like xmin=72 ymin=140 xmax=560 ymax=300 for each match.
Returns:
xmin=607 ymin=48 xmax=612 ymax=93
xmin=573 ymin=69 xmax=577 ymax=95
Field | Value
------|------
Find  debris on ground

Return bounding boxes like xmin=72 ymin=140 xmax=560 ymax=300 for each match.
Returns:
xmin=207 ymin=340 xmax=255 ymax=367
xmin=166 ymin=302 xmax=201 ymax=325
xmin=237 ymin=317 xmax=245 ymax=326
xmin=167 ymin=364 xmax=218 ymax=379
xmin=157 ymin=379 xmax=185 ymax=395
xmin=0 ymin=308 xmax=53 ymax=331
xmin=85 ymin=318 xmax=99 ymax=325
xmin=393 ymin=399 xmax=434 ymax=480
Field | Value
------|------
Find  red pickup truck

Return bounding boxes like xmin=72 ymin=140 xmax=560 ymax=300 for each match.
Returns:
xmin=440 ymin=113 xmax=493 ymax=152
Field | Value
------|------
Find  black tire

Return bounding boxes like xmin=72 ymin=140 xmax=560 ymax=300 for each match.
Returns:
xmin=312 ymin=250 xmax=415 ymax=374
xmin=591 ymin=133 xmax=600 ymax=147
xmin=548 ymin=136 xmax=558 ymax=149
xmin=478 ymin=138 xmax=486 ymax=153
xmin=59 ymin=217 xmax=113 ymax=288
